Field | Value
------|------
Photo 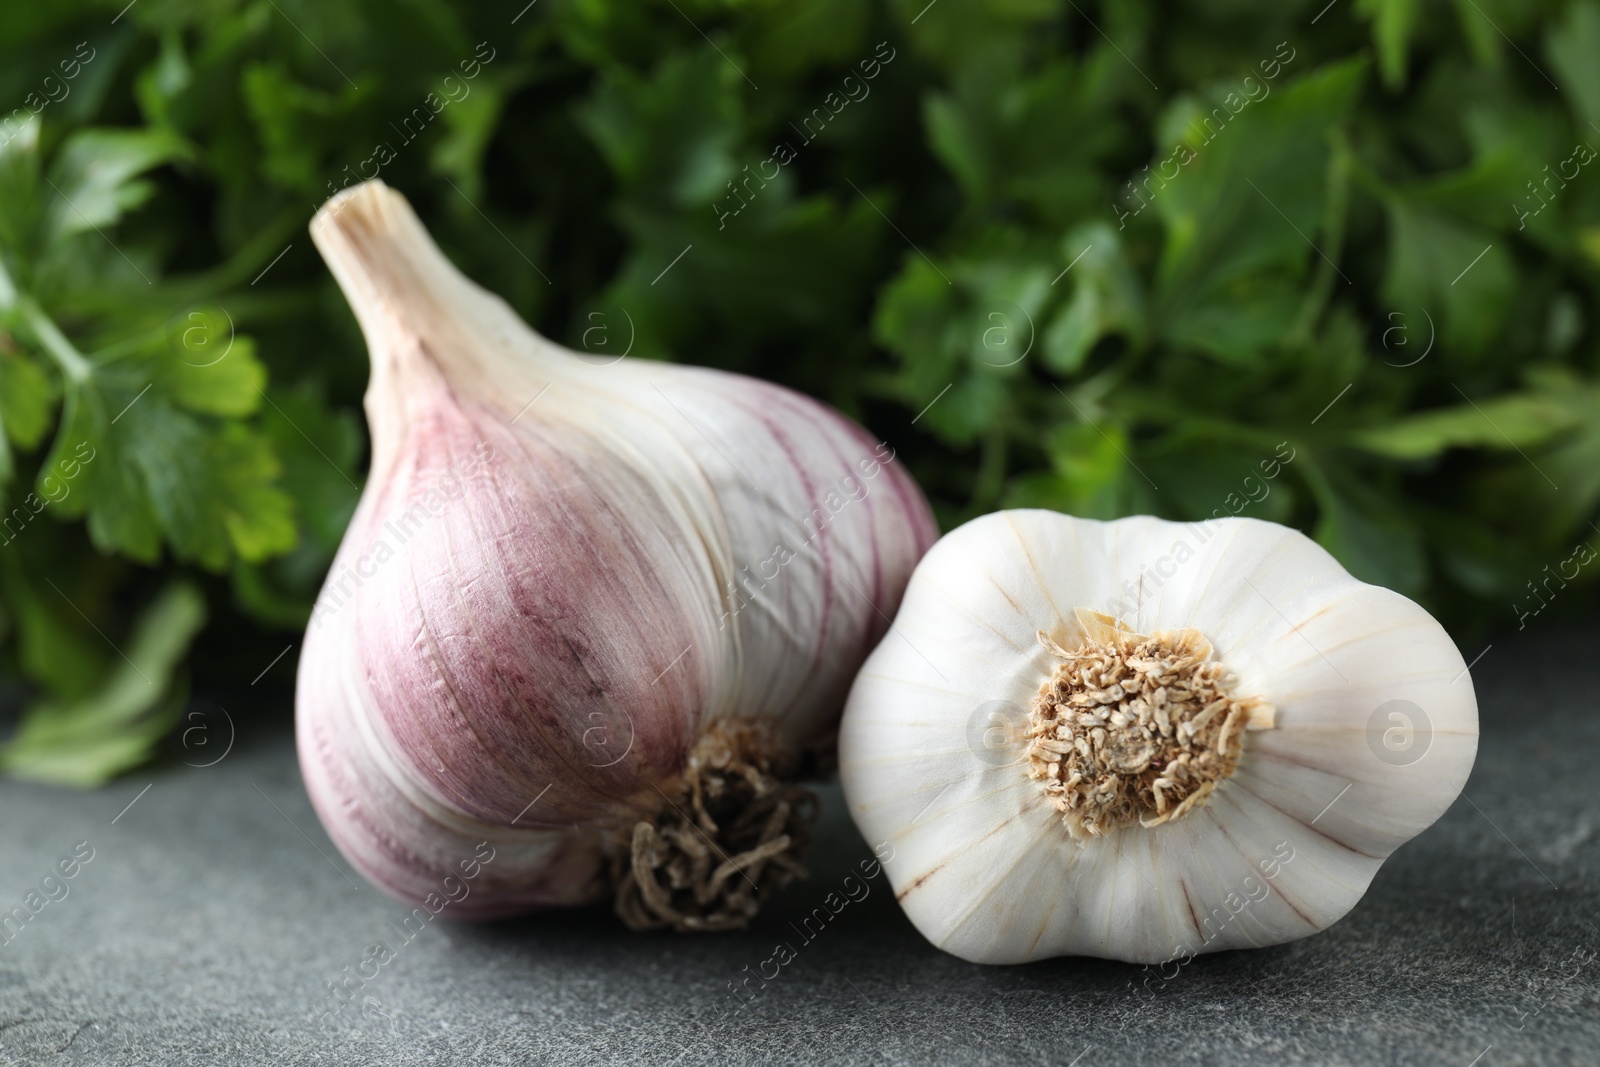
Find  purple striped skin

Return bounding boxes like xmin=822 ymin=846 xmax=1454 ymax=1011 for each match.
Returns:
xmin=296 ymin=181 xmax=937 ymax=918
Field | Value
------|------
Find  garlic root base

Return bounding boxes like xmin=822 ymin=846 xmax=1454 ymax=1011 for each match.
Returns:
xmin=613 ymin=725 xmax=818 ymax=932
xmin=1029 ymin=609 xmax=1275 ymax=840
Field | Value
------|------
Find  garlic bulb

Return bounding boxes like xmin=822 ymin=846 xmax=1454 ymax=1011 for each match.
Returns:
xmin=296 ymin=181 xmax=936 ymax=931
xmin=838 ymin=510 xmax=1478 ymax=964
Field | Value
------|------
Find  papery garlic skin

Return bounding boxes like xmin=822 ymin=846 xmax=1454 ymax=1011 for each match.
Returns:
xmin=296 ymin=181 xmax=936 ymax=925
xmin=838 ymin=511 xmax=1478 ymax=964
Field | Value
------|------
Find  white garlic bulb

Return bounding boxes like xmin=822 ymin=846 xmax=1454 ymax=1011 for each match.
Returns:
xmin=296 ymin=181 xmax=935 ymax=931
xmin=839 ymin=510 xmax=1478 ymax=964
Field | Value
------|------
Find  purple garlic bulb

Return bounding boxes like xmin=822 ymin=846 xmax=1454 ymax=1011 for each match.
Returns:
xmin=295 ymin=181 xmax=936 ymax=931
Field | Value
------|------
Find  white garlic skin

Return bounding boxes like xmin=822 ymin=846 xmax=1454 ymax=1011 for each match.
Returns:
xmin=838 ymin=511 xmax=1478 ymax=964
xmin=296 ymin=182 xmax=936 ymax=916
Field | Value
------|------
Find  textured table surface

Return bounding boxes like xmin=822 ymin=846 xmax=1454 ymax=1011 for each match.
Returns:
xmin=0 ymin=620 xmax=1596 ymax=1067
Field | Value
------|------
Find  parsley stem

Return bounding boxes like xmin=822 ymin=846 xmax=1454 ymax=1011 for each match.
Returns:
xmin=17 ymin=295 xmax=92 ymax=384
xmin=1286 ymin=129 xmax=1352 ymax=349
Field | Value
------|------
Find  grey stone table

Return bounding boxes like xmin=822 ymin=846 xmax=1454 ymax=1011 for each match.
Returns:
xmin=0 ymin=620 xmax=1596 ymax=1067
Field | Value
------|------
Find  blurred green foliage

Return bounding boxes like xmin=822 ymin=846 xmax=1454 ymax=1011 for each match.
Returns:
xmin=0 ymin=0 xmax=1596 ymax=783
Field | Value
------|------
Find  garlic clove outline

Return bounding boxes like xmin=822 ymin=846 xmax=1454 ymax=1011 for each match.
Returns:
xmin=838 ymin=510 xmax=1478 ymax=964
xmin=296 ymin=181 xmax=937 ymax=929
